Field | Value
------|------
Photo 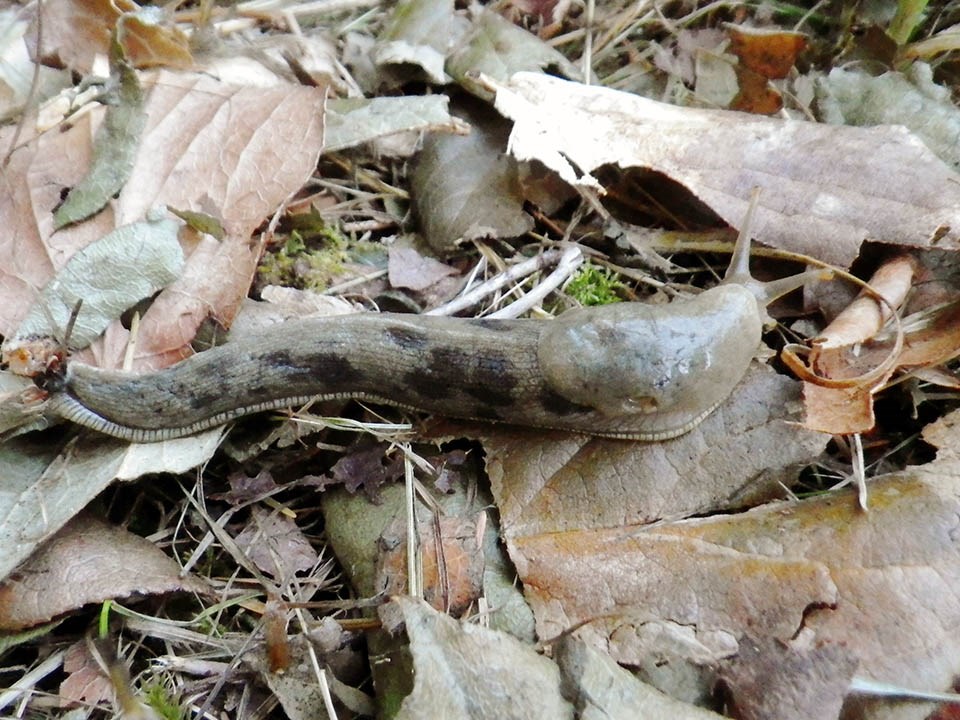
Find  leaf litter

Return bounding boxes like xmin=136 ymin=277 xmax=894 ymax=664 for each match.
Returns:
xmin=2 ymin=1 xmax=960 ymax=719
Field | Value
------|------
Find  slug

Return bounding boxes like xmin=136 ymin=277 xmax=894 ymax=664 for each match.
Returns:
xmin=41 ymin=230 xmax=816 ymax=443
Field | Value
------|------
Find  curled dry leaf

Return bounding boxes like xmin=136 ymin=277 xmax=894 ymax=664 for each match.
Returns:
xmin=786 ymin=254 xmax=960 ymax=435
xmin=53 ymin=39 xmax=145 ymax=229
xmin=726 ymin=24 xmax=807 ymax=115
xmin=374 ymin=0 xmax=465 ymax=85
xmin=33 ymin=0 xmax=191 ymax=73
xmin=726 ymin=25 xmax=808 ymax=80
xmin=376 ymin=513 xmax=486 ymax=616
xmin=447 ymin=5 xmax=580 ymax=97
xmin=491 ymin=72 xmax=960 ymax=267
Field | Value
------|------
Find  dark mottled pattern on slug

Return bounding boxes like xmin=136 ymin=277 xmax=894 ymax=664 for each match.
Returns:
xmin=383 ymin=325 xmax=430 ymax=351
xmin=472 ymin=404 xmax=504 ymax=421
xmin=467 ymin=318 xmax=519 ymax=333
xmin=538 ymin=388 xmax=595 ymax=417
xmin=52 ymin=289 xmax=767 ymax=441
xmin=403 ymin=370 xmax=453 ymax=401
xmin=300 ymin=352 xmax=363 ymax=385
xmin=464 ymin=384 xmax=515 ymax=407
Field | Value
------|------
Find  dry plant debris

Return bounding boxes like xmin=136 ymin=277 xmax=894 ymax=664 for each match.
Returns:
xmin=0 ymin=0 xmax=959 ymax=719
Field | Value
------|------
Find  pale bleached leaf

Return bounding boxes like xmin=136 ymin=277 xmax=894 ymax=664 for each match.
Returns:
xmin=3 ymin=212 xmax=183 ymax=351
xmin=492 ymin=72 xmax=960 ymax=267
xmin=325 ymin=95 xmax=468 ymax=153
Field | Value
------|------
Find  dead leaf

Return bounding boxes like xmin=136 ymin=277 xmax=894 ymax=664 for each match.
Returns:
xmin=0 ymin=8 xmax=68 ymax=122
xmin=0 ymin=112 xmax=114 ymax=340
xmin=508 ymin=465 xmax=960 ymax=712
xmin=556 ymin=636 xmax=728 ymax=719
xmin=0 ymin=431 xmax=222 ymax=584
xmin=785 ymin=255 xmax=960 ymax=435
xmin=324 ymin=95 xmax=469 ymax=154
xmin=478 ymin=365 xmax=827 ymax=539
xmin=322 ymin=473 xmax=534 ymax=638
xmin=60 ymin=640 xmax=114 ymax=709
xmin=491 ymin=72 xmax=960 ymax=267
xmin=53 ymin=40 xmax=144 ymax=229
xmin=384 ymin=596 xmax=574 ymax=719
xmin=117 ymin=7 xmax=192 ymax=70
xmin=447 ymin=5 xmax=580 ymax=97
xmin=3 ymin=213 xmax=183 ymax=356
xmin=717 ymin=635 xmax=858 ymax=720
xmin=411 ymin=101 xmax=533 ymax=253
xmin=31 ymin=0 xmax=137 ymax=73
xmin=727 ymin=25 xmax=807 ymax=80
xmin=233 ymin=506 xmax=319 ymax=579
xmin=388 ymin=245 xmax=459 ymax=292
xmin=0 ymin=514 xmax=209 ymax=631
xmin=816 ymin=64 xmax=960 ymax=171
xmin=376 ymin=513 xmax=486 ymax=616
xmin=374 ymin=0 xmax=466 ymax=86
xmin=730 ymin=65 xmax=783 ymax=115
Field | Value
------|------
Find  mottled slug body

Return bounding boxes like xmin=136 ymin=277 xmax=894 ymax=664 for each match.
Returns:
xmin=39 ymin=186 xmax=826 ymax=443
xmin=44 ymin=284 xmax=766 ymax=443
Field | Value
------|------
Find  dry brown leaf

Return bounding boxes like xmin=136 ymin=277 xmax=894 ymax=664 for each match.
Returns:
xmin=508 ymin=466 xmax=960 ymax=712
xmin=119 ymin=8 xmax=193 ymax=70
xmin=492 ymin=72 xmax=960 ymax=267
xmin=730 ymin=64 xmax=783 ymax=115
xmin=799 ymin=382 xmax=876 ymax=436
xmin=475 ymin=365 xmax=827 ymax=539
xmin=388 ymin=245 xmax=459 ymax=291
xmin=727 ymin=25 xmax=807 ymax=80
xmin=0 ymin=113 xmax=114 ymax=339
xmin=818 ymin=255 xmax=918 ymax=350
xmin=233 ymin=506 xmax=319 ymax=579
xmin=1 ymin=70 xmax=327 ymax=371
xmin=383 ymin=596 xmax=574 ymax=719
xmin=60 ymin=640 xmax=115 ymax=709
xmin=376 ymin=514 xmax=485 ymax=616
xmin=726 ymin=24 xmax=806 ymax=115
xmin=117 ymin=72 xmax=326 ymax=368
xmin=34 ymin=0 xmax=192 ymax=73
xmin=31 ymin=0 xmax=137 ymax=72
xmin=787 ymin=256 xmax=960 ymax=435
xmin=0 ymin=514 xmax=209 ymax=631
xmin=717 ymin=636 xmax=858 ymax=720
xmin=411 ymin=102 xmax=532 ymax=253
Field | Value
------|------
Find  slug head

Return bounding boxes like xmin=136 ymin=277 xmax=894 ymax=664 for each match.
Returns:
xmin=538 ymin=285 xmax=764 ymax=438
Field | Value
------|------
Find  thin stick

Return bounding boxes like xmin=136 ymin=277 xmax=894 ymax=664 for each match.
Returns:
xmin=486 ymin=245 xmax=583 ymax=319
xmin=425 ymin=248 xmax=568 ymax=317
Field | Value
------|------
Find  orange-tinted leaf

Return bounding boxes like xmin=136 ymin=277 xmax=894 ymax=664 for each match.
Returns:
xmin=730 ymin=65 xmax=782 ymax=114
xmin=376 ymin=514 xmax=485 ymax=616
xmin=34 ymin=0 xmax=137 ymax=72
xmin=727 ymin=24 xmax=807 ymax=79
xmin=119 ymin=8 xmax=193 ymax=69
